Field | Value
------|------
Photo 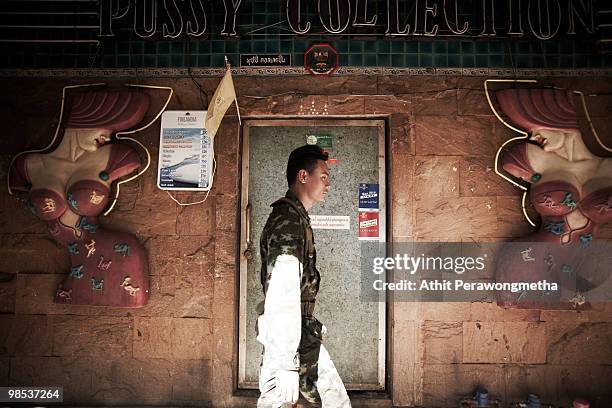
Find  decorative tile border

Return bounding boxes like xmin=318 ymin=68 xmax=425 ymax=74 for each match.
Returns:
xmin=1 ymin=67 xmax=611 ymax=77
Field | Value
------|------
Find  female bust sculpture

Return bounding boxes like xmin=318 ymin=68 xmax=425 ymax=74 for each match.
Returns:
xmin=492 ymin=87 xmax=612 ymax=308
xmin=8 ymin=89 xmax=151 ymax=307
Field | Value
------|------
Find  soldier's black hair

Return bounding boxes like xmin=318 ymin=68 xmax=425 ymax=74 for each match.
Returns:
xmin=286 ymin=144 xmax=328 ymax=187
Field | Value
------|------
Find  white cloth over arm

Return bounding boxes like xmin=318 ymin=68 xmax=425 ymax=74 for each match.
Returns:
xmin=257 ymin=254 xmax=302 ymax=370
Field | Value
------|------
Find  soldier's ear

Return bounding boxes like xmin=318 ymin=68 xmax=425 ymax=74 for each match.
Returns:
xmin=298 ymin=169 xmax=308 ymax=184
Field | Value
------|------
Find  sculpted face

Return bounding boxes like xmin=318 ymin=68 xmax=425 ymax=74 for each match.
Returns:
xmin=75 ymin=129 xmax=111 ymax=152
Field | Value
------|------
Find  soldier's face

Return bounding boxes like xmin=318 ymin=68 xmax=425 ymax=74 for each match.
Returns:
xmin=304 ymin=160 xmax=330 ymax=203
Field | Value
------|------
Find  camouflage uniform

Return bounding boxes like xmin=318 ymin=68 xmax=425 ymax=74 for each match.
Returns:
xmin=257 ymin=190 xmax=350 ymax=408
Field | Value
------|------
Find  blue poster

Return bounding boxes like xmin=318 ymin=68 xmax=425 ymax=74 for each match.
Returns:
xmin=358 ymin=183 xmax=379 ymax=210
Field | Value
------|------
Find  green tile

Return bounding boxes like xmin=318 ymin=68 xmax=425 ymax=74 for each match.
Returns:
xmin=475 ymin=41 xmax=488 ymax=54
xmin=391 ymin=41 xmax=404 ymax=53
xmin=489 ymin=41 xmax=503 ymax=53
xmin=49 ymin=56 xmax=63 ymax=68
xmin=253 ymin=41 xmax=266 ymax=53
xmin=253 ymin=14 xmax=266 ymax=25
xmin=350 ymin=41 xmax=364 ymax=53
xmin=517 ymin=41 xmax=531 ymax=53
xmin=419 ymin=54 xmax=432 ymax=67
xmin=212 ymin=54 xmax=226 ymax=66
xmin=461 ymin=41 xmax=474 ymax=54
xmin=545 ymin=42 xmax=559 ymax=54
xmin=254 ymin=1 xmax=266 ymax=12
xmin=132 ymin=54 xmax=144 ymax=66
xmin=405 ymin=41 xmax=418 ymax=53
xmin=545 ymin=55 xmax=559 ymax=67
xmin=532 ymin=56 xmax=545 ymax=68
xmin=461 ymin=55 xmax=475 ymax=67
xmin=489 ymin=54 xmax=504 ymax=67
xmin=116 ymin=56 xmax=129 ymax=68
xmin=575 ymin=55 xmax=589 ymax=68
xmin=419 ymin=41 xmax=432 ymax=53
xmin=559 ymin=55 xmax=573 ymax=68
xmin=335 ymin=40 xmax=349 ymax=52
xmin=280 ymin=41 xmax=293 ymax=53
xmin=131 ymin=42 xmax=143 ymax=54
xmin=265 ymin=41 xmax=279 ymax=52
xmin=364 ymin=41 xmax=376 ymax=53
xmin=172 ymin=42 xmax=184 ymax=54
xmin=433 ymin=55 xmax=447 ymax=67
xmin=226 ymin=41 xmax=238 ymax=53
xmin=240 ymin=41 xmax=252 ymax=53
xmin=158 ymin=55 xmax=170 ymax=67
xmin=144 ymin=42 xmax=157 ymax=54
xmin=377 ymin=42 xmax=390 ymax=53
xmin=475 ymin=55 xmax=487 ymax=67
xmin=32 ymin=55 xmax=46 ymax=68
xmin=391 ymin=54 xmax=404 ymax=67
xmin=118 ymin=41 xmax=131 ymax=54
xmin=226 ymin=54 xmax=239 ymax=66
xmin=517 ymin=55 xmax=530 ymax=68
xmin=100 ymin=55 xmax=113 ymax=67
xmin=267 ymin=2 xmax=279 ymax=12
xmin=198 ymin=54 xmax=211 ymax=66
xmin=433 ymin=41 xmax=447 ymax=54
xmin=339 ymin=54 xmax=349 ymax=66
xmin=172 ymin=55 xmax=184 ymax=66
xmin=212 ymin=41 xmax=225 ymax=53
xmin=349 ymin=53 xmax=363 ymax=66
xmin=377 ymin=54 xmax=390 ymax=66
xmin=364 ymin=53 xmax=377 ymax=66
xmin=144 ymin=55 xmax=156 ymax=67
xmin=448 ymin=41 xmax=459 ymax=54
xmin=294 ymin=39 xmax=309 ymax=52
xmin=559 ymin=41 xmax=574 ymax=54
xmin=448 ymin=54 xmax=460 ymax=67
xmin=589 ymin=55 xmax=603 ymax=68
xmin=198 ymin=41 xmax=211 ymax=53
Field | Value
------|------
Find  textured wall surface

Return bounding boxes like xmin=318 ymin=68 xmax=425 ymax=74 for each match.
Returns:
xmin=0 ymin=75 xmax=610 ymax=407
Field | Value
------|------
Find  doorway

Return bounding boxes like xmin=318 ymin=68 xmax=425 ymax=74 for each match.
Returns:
xmin=238 ymin=119 xmax=387 ymax=391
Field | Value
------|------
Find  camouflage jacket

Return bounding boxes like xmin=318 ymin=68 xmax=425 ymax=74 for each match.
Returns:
xmin=260 ymin=189 xmax=320 ymax=304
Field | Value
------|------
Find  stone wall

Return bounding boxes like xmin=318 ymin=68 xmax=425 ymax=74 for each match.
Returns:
xmin=0 ymin=75 xmax=610 ymax=407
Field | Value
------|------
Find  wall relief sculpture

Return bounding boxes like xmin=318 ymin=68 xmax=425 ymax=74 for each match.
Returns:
xmin=487 ymin=81 xmax=612 ymax=309
xmin=8 ymin=85 xmax=172 ymax=307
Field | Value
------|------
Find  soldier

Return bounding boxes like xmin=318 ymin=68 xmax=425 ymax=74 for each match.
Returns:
xmin=257 ymin=145 xmax=351 ymax=408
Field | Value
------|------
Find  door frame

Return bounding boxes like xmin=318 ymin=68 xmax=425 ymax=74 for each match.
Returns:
xmin=238 ymin=118 xmax=388 ymax=391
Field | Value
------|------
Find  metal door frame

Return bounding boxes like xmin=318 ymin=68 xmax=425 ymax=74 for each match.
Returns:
xmin=238 ymin=118 xmax=387 ymax=390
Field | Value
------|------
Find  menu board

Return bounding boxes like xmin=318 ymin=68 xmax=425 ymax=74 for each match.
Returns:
xmin=157 ymin=111 xmax=213 ymax=191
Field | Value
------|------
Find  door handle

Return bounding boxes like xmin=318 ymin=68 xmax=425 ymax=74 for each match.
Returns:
xmin=244 ymin=202 xmax=254 ymax=260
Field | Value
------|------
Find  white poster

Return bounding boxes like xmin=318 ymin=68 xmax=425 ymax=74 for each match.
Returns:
xmin=157 ymin=111 xmax=213 ymax=191
xmin=310 ymin=215 xmax=350 ymax=230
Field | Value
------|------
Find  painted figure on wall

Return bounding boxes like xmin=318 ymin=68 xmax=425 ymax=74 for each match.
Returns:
xmin=8 ymin=88 xmax=161 ymax=307
xmin=489 ymin=84 xmax=612 ymax=308
xmin=257 ymin=145 xmax=351 ymax=407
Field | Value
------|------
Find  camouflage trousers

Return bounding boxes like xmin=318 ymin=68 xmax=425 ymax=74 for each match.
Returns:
xmin=257 ymin=318 xmax=351 ymax=408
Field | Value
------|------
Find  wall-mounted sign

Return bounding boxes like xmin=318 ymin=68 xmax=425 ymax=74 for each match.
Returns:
xmin=157 ymin=111 xmax=213 ymax=191
xmin=304 ymin=43 xmax=339 ymax=75
xmin=95 ymin=0 xmax=600 ymax=40
xmin=310 ymin=215 xmax=350 ymax=230
xmin=358 ymin=211 xmax=379 ymax=241
xmin=359 ymin=183 xmax=379 ymax=210
xmin=240 ymin=54 xmax=292 ymax=67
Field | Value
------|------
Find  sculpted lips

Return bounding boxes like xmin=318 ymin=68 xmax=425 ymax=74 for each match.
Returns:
xmin=530 ymin=133 xmax=547 ymax=147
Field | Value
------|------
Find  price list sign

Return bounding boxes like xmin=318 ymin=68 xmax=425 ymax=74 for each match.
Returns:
xmin=157 ymin=111 xmax=213 ymax=191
